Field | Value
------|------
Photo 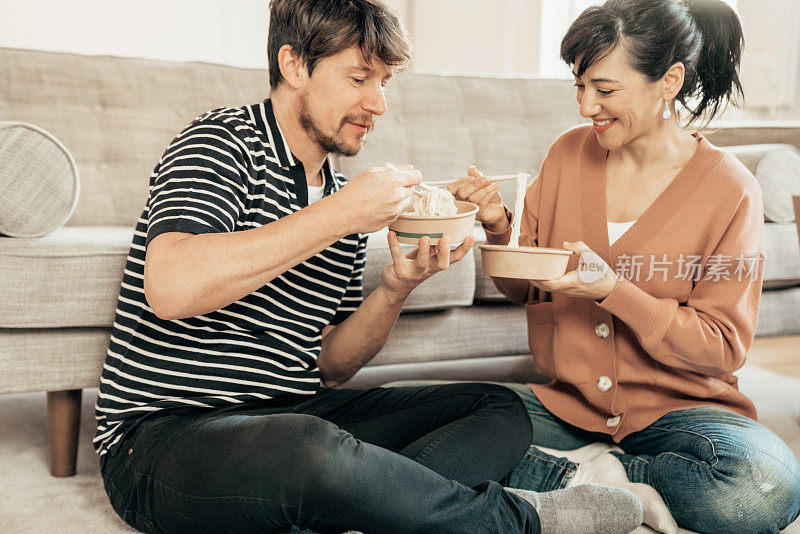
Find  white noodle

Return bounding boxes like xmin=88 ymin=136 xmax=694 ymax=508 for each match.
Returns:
xmin=411 ymin=187 xmax=458 ymax=217
xmin=508 ymin=173 xmax=530 ymax=248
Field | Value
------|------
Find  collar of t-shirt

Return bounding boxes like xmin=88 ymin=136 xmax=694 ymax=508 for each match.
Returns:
xmin=262 ymin=99 xmax=336 ymax=206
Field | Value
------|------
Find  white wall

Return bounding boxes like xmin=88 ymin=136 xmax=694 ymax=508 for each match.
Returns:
xmin=0 ymin=0 xmax=269 ymax=68
xmin=1 ymin=0 xmax=797 ymax=120
xmin=404 ymin=0 xmax=541 ymax=76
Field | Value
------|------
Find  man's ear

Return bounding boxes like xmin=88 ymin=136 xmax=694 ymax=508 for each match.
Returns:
xmin=277 ymin=44 xmax=309 ymax=90
xmin=662 ymin=61 xmax=685 ymax=101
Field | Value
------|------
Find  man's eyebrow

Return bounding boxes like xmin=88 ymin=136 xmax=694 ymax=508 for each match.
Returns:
xmin=346 ymin=65 xmax=373 ymax=74
xmin=571 ymin=70 xmax=621 ymax=84
xmin=346 ymin=64 xmax=394 ymax=81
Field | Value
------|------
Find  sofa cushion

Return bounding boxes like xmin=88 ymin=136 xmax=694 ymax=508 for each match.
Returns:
xmin=0 ymin=328 xmax=110 ymax=394
xmin=725 ymin=144 xmax=800 ymax=223
xmin=756 ymin=286 xmax=800 ymax=338
xmin=334 ymin=75 xmax=579 ymax=186
xmin=473 ymin=225 xmax=512 ymax=302
xmin=0 ymin=226 xmax=132 ymax=328
xmin=362 ymin=228 xmax=476 ymax=312
xmin=756 ymin=146 xmax=800 ymax=224
xmin=763 ymin=222 xmax=800 ymax=289
xmin=0 ymin=122 xmax=79 ymax=237
xmin=366 ymin=304 xmax=529 ymax=367
xmin=0 ymin=226 xmax=477 ymax=329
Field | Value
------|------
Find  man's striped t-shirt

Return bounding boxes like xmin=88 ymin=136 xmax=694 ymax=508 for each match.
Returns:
xmin=94 ymin=99 xmax=367 ymax=456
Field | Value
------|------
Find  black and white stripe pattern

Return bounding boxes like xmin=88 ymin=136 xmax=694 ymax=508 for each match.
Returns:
xmin=94 ymin=100 xmax=367 ymax=456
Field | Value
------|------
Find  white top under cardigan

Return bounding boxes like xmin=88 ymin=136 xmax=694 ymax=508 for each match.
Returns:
xmin=607 ymin=220 xmax=636 ymax=245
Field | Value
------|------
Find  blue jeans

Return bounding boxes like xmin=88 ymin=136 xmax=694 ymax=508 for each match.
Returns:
xmin=100 ymin=383 xmax=539 ymax=533
xmin=502 ymin=383 xmax=800 ymax=534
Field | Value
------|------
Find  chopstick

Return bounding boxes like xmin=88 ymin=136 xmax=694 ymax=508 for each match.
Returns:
xmin=385 ymin=162 xmax=433 ymax=196
xmin=423 ymin=174 xmax=522 ymax=187
xmin=384 ymin=162 xmax=521 ymax=190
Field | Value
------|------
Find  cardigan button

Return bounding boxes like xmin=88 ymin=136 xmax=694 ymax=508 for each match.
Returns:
xmin=606 ymin=415 xmax=621 ymax=427
xmin=597 ymin=376 xmax=613 ymax=392
xmin=595 ymin=322 xmax=610 ymax=338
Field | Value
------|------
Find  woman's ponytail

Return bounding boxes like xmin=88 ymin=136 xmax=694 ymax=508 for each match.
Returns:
xmin=682 ymin=0 xmax=745 ymax=123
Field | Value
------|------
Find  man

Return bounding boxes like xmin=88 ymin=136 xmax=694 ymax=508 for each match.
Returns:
xmin=95 ymin=1 xmax=642 ymax=532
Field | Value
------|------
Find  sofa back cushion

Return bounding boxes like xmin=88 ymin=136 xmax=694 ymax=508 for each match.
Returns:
xmin=724 ymin=144 xmax=800 ymax=223
xmin=0 ymin=47 xmax=267 ymax=227
xmin=334 ymin=74 xmax=579 ymax=199
xmin=4 ymin=46 xmax=799 ymax=230
xmin=1 ymin=47 xmax=583 ymax=227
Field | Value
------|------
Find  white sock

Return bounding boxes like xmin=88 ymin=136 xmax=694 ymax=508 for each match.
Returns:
xmin=505 ymin=484 xmax=643 ymax=534
xmin=565 ymin=452 xmax=678 ymax=534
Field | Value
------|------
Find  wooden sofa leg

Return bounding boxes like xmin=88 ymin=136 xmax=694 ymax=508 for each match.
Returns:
xmin=46 ymin=389 xmax=82 ymax=477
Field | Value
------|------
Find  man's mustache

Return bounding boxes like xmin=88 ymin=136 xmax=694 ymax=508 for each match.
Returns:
xmin=340 ymin=115 xmax=375 ymax=132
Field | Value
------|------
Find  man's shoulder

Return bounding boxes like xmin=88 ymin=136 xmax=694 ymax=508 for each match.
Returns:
xmin=183 ymin=105 xmax=257 ymax=139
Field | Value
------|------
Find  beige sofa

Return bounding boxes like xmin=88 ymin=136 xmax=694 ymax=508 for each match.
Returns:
xmin=1 ymin=47 xmax=799 ymax=478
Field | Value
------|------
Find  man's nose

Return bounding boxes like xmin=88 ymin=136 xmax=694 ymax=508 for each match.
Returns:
xmin=363 ymin=84 xmax=387 ymax=117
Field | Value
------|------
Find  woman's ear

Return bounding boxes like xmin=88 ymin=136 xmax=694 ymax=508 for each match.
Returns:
xmin=277 ymin=44 xmax=309 ymax=90
xmin=662 ymin=61 xmax=685 ymax=100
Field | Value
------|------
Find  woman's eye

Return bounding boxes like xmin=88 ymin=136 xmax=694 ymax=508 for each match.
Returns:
xmin=598 ymin=89 xmax=615 ymax=95
xmin=573 ymin=83 xmax=584 ymax=89
xmin=352 ymin=78 xmax=366 ymax=85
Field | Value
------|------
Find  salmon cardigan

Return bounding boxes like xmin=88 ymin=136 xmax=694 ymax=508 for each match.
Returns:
xmin=486 ymin=125 xmax=764 ymax=441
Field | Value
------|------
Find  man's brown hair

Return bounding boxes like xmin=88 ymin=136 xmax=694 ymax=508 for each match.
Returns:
xmin=268 ymin=0 xmax=412 ymax=89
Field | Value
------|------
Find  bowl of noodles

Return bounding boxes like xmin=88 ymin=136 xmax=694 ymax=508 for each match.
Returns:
xmin=389 ymin=186 xmax=478 ymax=245
xmin=479 ymin=245 xmax=572 ymax=280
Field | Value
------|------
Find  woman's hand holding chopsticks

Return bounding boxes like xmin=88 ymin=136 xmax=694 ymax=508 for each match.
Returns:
xmin=448 ymin=166 xmax=510 ymax=232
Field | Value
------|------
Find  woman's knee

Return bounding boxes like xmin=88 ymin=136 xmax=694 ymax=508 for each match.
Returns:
xmin=681 ymin=448 xmax=800 ymax=533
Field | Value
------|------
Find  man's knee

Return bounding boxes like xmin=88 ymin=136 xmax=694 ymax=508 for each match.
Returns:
xmin=467 ymin=382 xmax=533 ymax=456
xmin=253 ymin=414 xmax=354 ymax=493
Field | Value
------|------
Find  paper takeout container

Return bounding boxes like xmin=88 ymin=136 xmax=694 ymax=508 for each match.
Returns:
xmin=389 ymin=200 xmax=479 ymax=245
xmin=479 ymin=244 xmax=573 ymax=280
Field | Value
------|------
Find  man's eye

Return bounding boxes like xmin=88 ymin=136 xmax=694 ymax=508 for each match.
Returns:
xmin=598 ymin=89 xmax=615 ymax=95
xmin=352 ymin=78 xmax=366 ymax=85
xmin=573 ymin=83 xmax=584 ymax=89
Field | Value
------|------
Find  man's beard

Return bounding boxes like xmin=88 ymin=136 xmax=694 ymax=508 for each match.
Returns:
xmin=298 ymin=93 xmax=372 ymax=157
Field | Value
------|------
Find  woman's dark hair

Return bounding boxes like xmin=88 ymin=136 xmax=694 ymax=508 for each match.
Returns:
xmin=268 ymin=0 xmax=412 ymax=89
xmin=560 ymin=0 xmax=744 ymax=125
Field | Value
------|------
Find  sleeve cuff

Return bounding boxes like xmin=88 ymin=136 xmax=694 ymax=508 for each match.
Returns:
xmin=482 ymin=206 xmax=514 ymax=245
xmin=598 ymin=278 xmax=677 ymax=339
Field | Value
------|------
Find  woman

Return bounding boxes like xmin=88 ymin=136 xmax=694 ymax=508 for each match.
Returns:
xmin=450 ymin=0 xmax=800 ymax=532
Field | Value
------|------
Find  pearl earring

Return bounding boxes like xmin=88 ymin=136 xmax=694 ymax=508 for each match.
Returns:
xmin=662 ymin=101 xmax=672 ymax=120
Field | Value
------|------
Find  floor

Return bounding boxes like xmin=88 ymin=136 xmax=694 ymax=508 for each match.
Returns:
xmin=748 ymin=335 xmax=800 ymax=378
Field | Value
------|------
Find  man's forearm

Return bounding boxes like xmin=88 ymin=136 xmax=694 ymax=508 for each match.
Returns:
xmin=317 ymin=284 xmax=408 ymax=387
xmin=145 ymin=195 xmax=352 ymax=319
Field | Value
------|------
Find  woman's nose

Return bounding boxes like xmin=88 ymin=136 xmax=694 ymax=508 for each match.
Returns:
xmin=579 ymin=93 xmax=601 ymax=118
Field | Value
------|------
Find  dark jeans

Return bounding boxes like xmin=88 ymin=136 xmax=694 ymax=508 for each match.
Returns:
xmin=503 ymin=383 xmax=800 ymax=534
xmin=101 ymin=383 xmax=539 ymax=534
